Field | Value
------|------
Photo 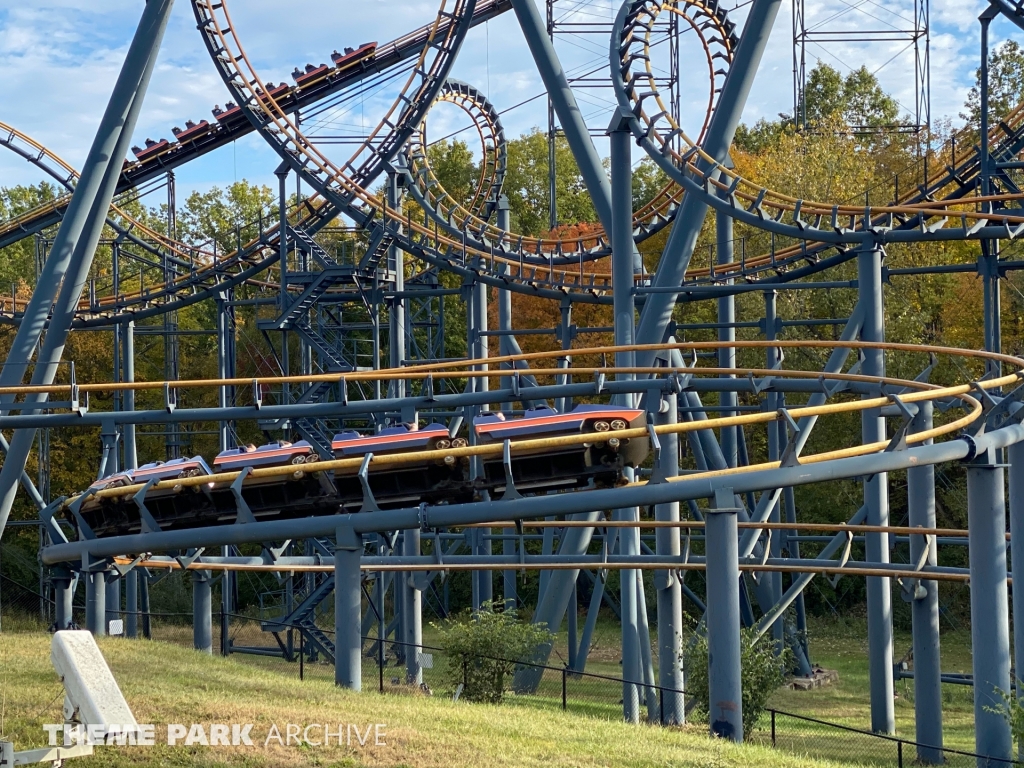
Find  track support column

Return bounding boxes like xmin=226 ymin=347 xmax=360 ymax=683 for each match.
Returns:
xmin=125 ymin=569 xmax=138 ymax=639
xmin=1011 ymin=438 xmax=1024 ymax=760
xmin=105 ymin=576 xmax=121 ymax=635
xmin=707 ymin=487 xmax=743 ymax=742
xmin=907 ymin=402 xmax=942 ymax=763
xmin=655 ymin=390 xmax=684 ymax=724
xmin=53 ymin=569 xmax=74 ymax=630
xmin=967 ymin=449 xmax=1013 ymax=765
xmin=404 ymin=527 xmax=423 ymax=685
xmin=85 ymin=567 xmax=106 ymax=637
xmin=335 ymin=526 xmax=363 ymax=690
xmin=192 ymin=570 xmax=213 ymax=654
xmin=858 ymin=239 xmax=895 ymax=734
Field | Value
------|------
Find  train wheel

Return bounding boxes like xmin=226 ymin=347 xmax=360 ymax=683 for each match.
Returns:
xmin=593 ymin=420 xmax=611 ymax=432
xmin=291 ymin=455 xmax=305 ymax=465
xmin=610 ymin=419 xmax=628 ymax=431
xmin=435 ymin=438 xmax=452 ymax=450
xmin=451 ymin=437 xmax=468 ymax=449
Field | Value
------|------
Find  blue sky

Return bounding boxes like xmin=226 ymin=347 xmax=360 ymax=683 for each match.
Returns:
xmin=0 ymin=0 xmax=1004 ymax=206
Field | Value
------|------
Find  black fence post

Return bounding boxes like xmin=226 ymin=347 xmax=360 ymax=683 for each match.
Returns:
xmin=562 ymin=667 xmax=567 ymax=711
xmin=897 ymin=740 xmax=903 ymax=768
xmin=771 ymin=710 xmax=776 ymax=747
xmin=379 ymin=634 xmax=384 ymax=694
xmin=463 ymin=658 xmax=468 ymax=694
xmin=299 ymin=630 xmax=304 ymax=681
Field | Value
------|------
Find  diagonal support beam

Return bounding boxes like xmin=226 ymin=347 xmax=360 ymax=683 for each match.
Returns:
xmin=510 ymin=0 xmax=614 ymax=233
xmin=0 ymin=0 xmax=176 ymax=543
xmin=634 ymin=0 xmax=784 ymax=362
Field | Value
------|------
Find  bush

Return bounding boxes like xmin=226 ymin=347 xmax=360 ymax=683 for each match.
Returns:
xmin=433 ymin=601 xmax=554 ymax=704
xmin=985 ymin=685 xmax=1024 ymax=751
xmin=683 ymin=626 xmax=792 ymax=738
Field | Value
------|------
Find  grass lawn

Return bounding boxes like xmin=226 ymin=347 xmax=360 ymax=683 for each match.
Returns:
xmin=0 ymin=630 xmax=850 ymax=768
xmin=0 ymin=607 xmax=987 ymax=766
xmin=766 ymin=617 xmax=977 ymax=754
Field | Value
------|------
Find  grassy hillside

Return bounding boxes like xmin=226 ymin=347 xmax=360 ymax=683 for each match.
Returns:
xmin=0 ymin=631 xmax=850 ymax=768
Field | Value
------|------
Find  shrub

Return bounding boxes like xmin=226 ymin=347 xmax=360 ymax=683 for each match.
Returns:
xmin=683 ymin=626 xmax=792 ymax=738
xmin=985 ymin=685 xmax=1024 ymax=751
xmin=433 ymin=601 xmax=554 ymax=704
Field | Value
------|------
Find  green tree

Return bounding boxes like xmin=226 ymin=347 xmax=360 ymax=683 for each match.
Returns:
xmin=504 ymin=128 xmax=598 ymax=235
xmin=963 ymin=39 xmax=1024 ymax=126
xmin=176 ymin=180 xmax=275 ymax=253
xmin=734 ymin=63 xmax=902 ymax=152
xmin=0 ymin=181 xmax=61 ymax=288
xmin=425 ymin=137 xmax=478 ymax=210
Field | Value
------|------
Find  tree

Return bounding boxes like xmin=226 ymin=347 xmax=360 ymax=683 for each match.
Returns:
xmin=504 ymin=128 xmax=598 ymax=236
xmin=175 ymin=180 xmax=275 ymax=253
xmin=0 ymin=181 xmax=61 ymax=289
xmin=734 ymin=63 xmax=902 ymax=152
xmin=425 ymin=137 xmax=478 ymax=210
xmin=963 ymin=40 xmax=1024 ymax=127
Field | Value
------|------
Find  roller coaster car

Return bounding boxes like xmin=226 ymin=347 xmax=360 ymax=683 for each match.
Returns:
xmin=331 ymin=422 xmax=472 ymax=509
xmin=473 ymin=404 xmax=648 ymax=496
xmin=213 ymin=440 xmax=317 ymax=473
xmin=331 ymin=43 xmax=377 ymax=71
xmin=293 ymin=63 xmax=329 ymax=87
xmin=75 ymin=456 xmax=214 ymax=537
xmin=205 ymin=440 xmax=335 ymax=526
xmin=213 ymin=83 xmax=289 ymax=124
xmin=172 ymin=120 xmax=211 ymax=143
xmin=131 ymin=138 xmax=169 ymax=161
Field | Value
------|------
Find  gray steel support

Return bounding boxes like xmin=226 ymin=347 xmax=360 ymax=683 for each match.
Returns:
xmin=125 ymin=569 xmax=138 ymax=639
xmin=511 ymin=0 xmax=613 ymax=231
xmin=53 ymin=572 xmax=73 ymax=630
xmin=86 ymin=570 xmax=106 ymax=636
xmin=503 ymin=526 xmax=517 ymax=611
xmin=716 ymin=206 xmax=737 ymax=468
xmin=967 ymin=451 xmax=1013 ymax=765
xmin=192 ymin=570 xmax=213 ymax=654
xmin=763 ymin=291 xmax=784 ymax=649
xmin=980 ymin=12 xmax=1002 ymax=378
xmin=610 ymin=115 xmax=636 ymax=373
xmin=388 ymin=173 xmax=406 ymax=397
xmin=706 ymin=489 xmax=743 ymax=742
xmin=139 ymin=570 xmax=151 ymax=639
xmin=122 ymin=321 xmax=137 ymax=470
xmin=404 ymin=527 xmax=423 ymax=685
xmin=858 ymin=241 xmax=895 ymax=734
xmin=635 ymin=571 xmax=658 ymax=720
xmin=908 ymin=401 xmax=942 ymax=763
xmin=514 ymin=510 xmax=603 ymax=691
xmin=655 ymin=391 xmax=684 ymax=723
xmin=0 ymin=0 xmax=175 ymax=542
xmin=1007 ymin=438 xmax=1024 ymax=765
xmin=1012 ymin=439 xmax=1024 ymax=760
xmin=634 ymin=0 xmax=783 ymax=358
xmin=221 ymin=546 xmax=232 ymax=655
xmin=335 ymin=527 xmax=363 ymax=690
xmin=105 ymin=577 xmax=120 ymax=632
xmin=217 ymin=297 xmax=230 ymax=451
xmin=620 ymin=495 xmax=641 ymax=723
